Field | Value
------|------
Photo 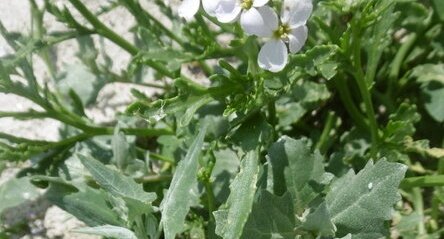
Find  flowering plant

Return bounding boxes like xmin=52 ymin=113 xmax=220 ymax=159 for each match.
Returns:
xmin=0 ymin=0 xmax=444 ymax=238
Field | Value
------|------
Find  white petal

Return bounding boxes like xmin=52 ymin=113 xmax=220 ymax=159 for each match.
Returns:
xmin=283 ymin=0 xmax=313 ymax=27
xmin=215 ymin=0 xmax=242 ymax=23
xmin=258 ymin=39 xmax=288 ymax=72
xmin=252 ymin=0 xmax=269 ymax=7
xmin=202 ymin=0 xmax=220 ymax=16
xmin=289 ymin=25 xmax=308 ymax=53
xmin=178 ymin=0 xmax=200 ymax=21
xmin=240 ymin=7 xmax=275 ymax=37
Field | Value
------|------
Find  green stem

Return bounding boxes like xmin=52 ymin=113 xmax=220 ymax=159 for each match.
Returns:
xmin=352 ymin=26 xmax=379 ymax=157
xmin=412 ymin=188 xmax=426 ymax=236
xmin=387 ymin=33 xmax=417 ymax=96
xmin=334 ymin=76 xmax=368 ymax=129
xmin=315 ymin=112 xmax=337 ymax=154
xmin=401 ymin=175 xmax=444 ymax=188
xmin=67 ymin=0 xmax=175 ymax=78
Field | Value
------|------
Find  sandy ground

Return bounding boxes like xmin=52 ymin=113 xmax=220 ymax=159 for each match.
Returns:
xmin=0 ymin=0 xmax=177 ymax=238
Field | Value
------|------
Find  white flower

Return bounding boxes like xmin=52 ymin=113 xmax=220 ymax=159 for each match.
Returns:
xmin=214 ymin=0 xmax=270 ymax=35
xmin=256 ymin=0 xmax=313 ymax=72
xmin=178 ymin=0 xmax=220 ymax=21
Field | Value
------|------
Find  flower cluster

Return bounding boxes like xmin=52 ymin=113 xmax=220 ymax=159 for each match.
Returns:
xmin=178 ymin=0 xmax=313 ymax=72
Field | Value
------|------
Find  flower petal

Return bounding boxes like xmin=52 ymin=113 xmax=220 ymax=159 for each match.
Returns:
xmin=252 ymin=0 xmax=269 ymax=7
xmin=215 ymin=0 xmax=242 ymax=23
xmin=288 ymin=25 xmax=308 ymax=53
xmin=202 ymin=0 xmax=220 ymax=16
xmin=240 ymin=7 xmax=275 ymax=37
xmin=283 ymin=0 xmax=313 ymax=28
xmin=178 ymin=0 xmax=201 ymax=21
xmin=258 ymin=39 xmax=288 ymax=72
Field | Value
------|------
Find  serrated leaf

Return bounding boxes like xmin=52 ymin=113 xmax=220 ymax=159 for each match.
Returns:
xmin=241 ymin=190 xmax=296 ymax=239
xmin=161 ymin=124 xmax=207 ymax=239
xmin=79 ymin=155 xmax=156 ymax=203
xmin=326 ymin=160 xmax=407 ymax=238
xmin=74 ymin=225 xmax=137 ymax=239
xmin=300 ymin=202 xmax=336 ymax=236
xmin=214 ymin=151 xmax=260 ymax=239
xmin=268 ymin=136 xmax=330 ymax=214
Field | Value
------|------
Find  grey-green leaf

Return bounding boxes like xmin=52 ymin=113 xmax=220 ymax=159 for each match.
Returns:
xmin=241 ymin=190 xmax=296 ymax=239
xmin=326 ymin=160 xmax=407 ymax=238
xmin=300 ymin=202 xmax=336 ymax=236
xmin=0 ymin=177 xmax=39 ymax=219
xmin=268 ymin=136 xmax=329 ymax=214
xmin=161 ymin=124 xmax=207 ymax=239
xmin=214 ymin=151 xmax=260 ymax=239
xmin=74 ymin=225 xmax=137 ymax=239
xmin=79 ymin=155 xmax=156 ymax=203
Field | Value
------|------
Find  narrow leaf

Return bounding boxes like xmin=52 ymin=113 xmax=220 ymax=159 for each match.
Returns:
xmin=79 ymin=155 xmax=156 ymax=203
xmin=74 ymin=225 xmax=137 ymax=239
xmin=214 ymin=151 xmax=260 ymax=239
xmin=161 ymin=124 xmax=207 ymax=239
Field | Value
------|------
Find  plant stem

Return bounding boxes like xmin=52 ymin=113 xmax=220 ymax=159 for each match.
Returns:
xmin=401 ymin=175 xmax=444 ymax=188
xmin=334 ymin=76 xmax=368 ymax=129
xmin=352 ymin=26 xmax=379 ymax=158
xmin=67 ymin=0 xmax=175 ymax=78
xmin=315 ymin=111 xmax=337 ymax=154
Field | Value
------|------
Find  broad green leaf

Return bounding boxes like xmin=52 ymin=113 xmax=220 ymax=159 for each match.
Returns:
xmin=46 ymin=184 xmax=123 ymax=226
xmin=241 ymin=190 xmax=296 ymax=239
xmin=79 ymin=155 xmax=156 ymax=203
xmin=421 ymin=81 xmax=444 ymax=122
xmin=300 ymin=202 xmax=336 ymax=236
xmin=74 ymin=225 xmax=137 ymax=239
xmin=161 ymin=124 xmax=207 ymax=239
xmin=326 ymin=160 xmax=407 ymax=238
xmin=432 ymin=0 xmax=444 ymax=21
xmin=214 ymin=151 xmax=260 ymax=239
xmin=268 ymin=136 xmax=331 ymax=214
xmin=0 ymin=177 xmax=39 ymax=220
xmin=411 ymin=64 xmax=444 ymax=122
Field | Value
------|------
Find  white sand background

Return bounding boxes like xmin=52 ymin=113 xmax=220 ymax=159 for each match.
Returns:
xmin=0 ymin=0 xmax=181 ymax=238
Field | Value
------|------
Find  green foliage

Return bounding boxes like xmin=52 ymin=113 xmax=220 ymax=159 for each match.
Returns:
xmin=1 ymin=0 xmax=444 ymax=238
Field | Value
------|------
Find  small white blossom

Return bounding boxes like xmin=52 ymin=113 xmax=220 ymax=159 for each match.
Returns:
xmin=178 ymin=0 xmax=220 ymax=21
xmin=214 ymin=0 xmax=270 ymax=35
xmin=255 ymin=0 xmax=313 ymax=72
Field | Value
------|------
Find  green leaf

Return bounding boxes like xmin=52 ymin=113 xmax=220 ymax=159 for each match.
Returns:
xmin=432 ymin=0 xmax=444 ymax=21
xmin=74 ymin=225 xmax=137 ymax=239
xmin=289 ymin=45 xmax=340 ymax=80
xmin=79 ymin=155 xmax=156 ymax=203
xmin=214 ymin=151 xmax=260 ymax=239
xmin=411 ymin=64 xmax=444 ymax=122
xmin=161 ymin=124 xmax=207 ymax=239
xmin=241 ymin=190 xmax=296 ymax=239
xmin=326 ymin=160 xmax=407 ymax=238
xmin=0 ymin=177 xmax=39 ymax=219
xmin=268 ymin=136 xmax=331 ymax=214
xmin=112 ymin=128 xmax=131 ymax=170
xmin=46 ymin=184 xmax=123 ymax=226
xmin=300 ymin=202 xmax=336 ymax=236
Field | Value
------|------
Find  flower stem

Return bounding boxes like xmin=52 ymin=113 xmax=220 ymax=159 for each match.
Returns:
xmin=67 ymin=0 xmax=175 ymax=78
xmin=352 ymin=26 xmax=379 ymax=158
